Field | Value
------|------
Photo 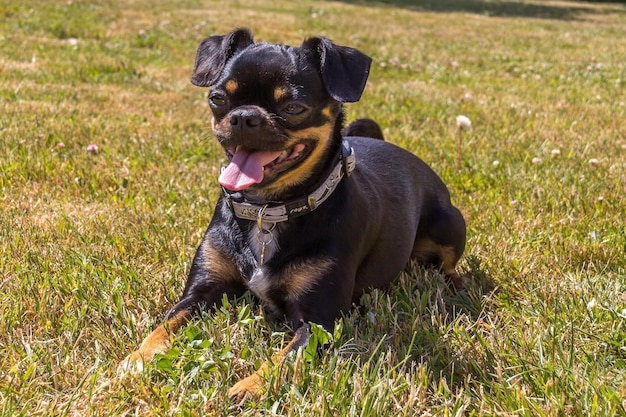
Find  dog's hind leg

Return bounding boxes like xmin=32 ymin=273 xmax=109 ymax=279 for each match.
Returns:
xmin=412 ymin=206 xmax=467 ymax=290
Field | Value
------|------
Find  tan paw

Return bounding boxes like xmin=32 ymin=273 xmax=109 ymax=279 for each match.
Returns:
xmin=117 ymin=351 xmax=147 ymax=376
xmin=117 ymin=324 xmax=172 ymax=376
xmin=228 ymin=372 xmax=264 ymax=405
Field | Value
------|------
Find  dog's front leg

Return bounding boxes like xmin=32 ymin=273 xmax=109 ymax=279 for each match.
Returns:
xmin=227 ymin=256 xmax=349 ymax=404
xmin=228 ymin=322 xmax=311 ymax=404
xmin=118 ymin=234 xmax=246 ymax=374
xmin=117 ymin=307 xmax=191 ymax=374
xmin=117 ymin=279 xmax=244 ymax=374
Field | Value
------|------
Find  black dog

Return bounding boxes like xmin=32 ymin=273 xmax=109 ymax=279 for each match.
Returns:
xmin=119 ymin=28 xmax=466 ymax=402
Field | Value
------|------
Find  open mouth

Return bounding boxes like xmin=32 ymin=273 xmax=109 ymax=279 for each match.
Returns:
xmin=219 ymin=143 xmax=307 ymax=191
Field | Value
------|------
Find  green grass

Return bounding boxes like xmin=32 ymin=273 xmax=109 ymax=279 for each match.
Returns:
xmin=1 ymin=0 xmax=625 ymax=415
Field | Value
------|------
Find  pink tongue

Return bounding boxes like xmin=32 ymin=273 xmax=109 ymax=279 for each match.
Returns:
xmin=219 ymin=147 xmax=282 ymax=191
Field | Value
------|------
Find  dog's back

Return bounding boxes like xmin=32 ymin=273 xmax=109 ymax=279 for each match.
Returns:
xmin=342 ymin=136 xmax=466 ymax=294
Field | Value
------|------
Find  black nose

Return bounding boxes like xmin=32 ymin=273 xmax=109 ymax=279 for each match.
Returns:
xmin=230 ymin=108 xmax=262 ymax=130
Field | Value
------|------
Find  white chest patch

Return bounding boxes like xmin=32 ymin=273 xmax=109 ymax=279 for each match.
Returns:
xmin=248 ymin=267 xmax=272 ymax=302
xmin=246 ymin=223 xmax=281 ymax=310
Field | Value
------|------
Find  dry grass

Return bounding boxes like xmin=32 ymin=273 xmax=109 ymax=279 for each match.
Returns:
xmin=1 ymin=0 xmax=625 ymax=415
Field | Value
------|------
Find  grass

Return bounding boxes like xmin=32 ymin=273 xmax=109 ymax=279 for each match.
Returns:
xmin=1 ymin=0 xmax=625 ymax=415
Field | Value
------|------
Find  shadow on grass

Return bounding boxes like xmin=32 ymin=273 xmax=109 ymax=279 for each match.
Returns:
xmin=144 ymin=257 xmax=498 ymax=409
xmin=345 ymin=254 xmax=498 ymax=392
xmin=336 ymin=0 xmax=625 ymax=20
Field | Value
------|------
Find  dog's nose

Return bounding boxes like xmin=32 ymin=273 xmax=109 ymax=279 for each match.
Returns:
xmin=230 ymin=109 xmax=262 ymax=130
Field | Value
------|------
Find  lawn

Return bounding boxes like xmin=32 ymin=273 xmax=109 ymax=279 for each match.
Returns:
xmin=1 ymin=0 xmax=625 ymax=415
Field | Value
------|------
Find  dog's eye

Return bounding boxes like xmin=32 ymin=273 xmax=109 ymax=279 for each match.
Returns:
xmin=283 ymin=103 xmax=307 ymax=116
xmin=209 ymin=93 xmax=227 ymax=107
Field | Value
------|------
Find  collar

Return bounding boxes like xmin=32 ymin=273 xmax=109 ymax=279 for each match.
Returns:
xmin=222 ymin=140 xmax=355 ymax=223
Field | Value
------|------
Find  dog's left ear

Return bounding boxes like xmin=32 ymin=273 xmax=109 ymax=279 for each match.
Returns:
xmin=301 ymin=37 xmax=372 ymax=103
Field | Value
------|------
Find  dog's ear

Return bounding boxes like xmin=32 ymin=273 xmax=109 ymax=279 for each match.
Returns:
xmin=301 ymin=37 xmax=372 ymax=103
xmin=191 ymin=28 xmax=254 ymax=87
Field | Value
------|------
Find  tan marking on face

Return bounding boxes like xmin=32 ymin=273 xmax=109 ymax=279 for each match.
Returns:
xmin=274 ymin=86 xmax=289 ymax=102
xmin=282 ymin=257 xmax=334 ymax=301
xmin=225 ymin=79 xmax=238 ymax=94
xmin=261 ymin=123 xmax=334 ymax=198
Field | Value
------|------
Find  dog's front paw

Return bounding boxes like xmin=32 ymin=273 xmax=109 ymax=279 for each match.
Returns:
xmin=117 ymin=326 xmax=171 ymax=376
xmin=228 ymin=372 xmax=264 ymax=405
xmin=117 ymin=351 xmax=147 ymax=376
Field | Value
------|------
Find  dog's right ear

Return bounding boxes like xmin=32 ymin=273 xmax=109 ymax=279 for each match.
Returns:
xmin=191 ymin=28 xmax=254 ymax=87
xmin=301 ymin=37 xmax=371 ymax=103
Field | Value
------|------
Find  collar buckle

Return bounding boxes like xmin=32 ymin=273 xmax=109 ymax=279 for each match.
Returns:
xmin=307 ymin=195 xmax=318 ymax=210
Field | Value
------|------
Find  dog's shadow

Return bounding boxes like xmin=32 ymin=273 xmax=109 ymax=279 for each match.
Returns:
xmin=335 ymin=255 xmax=497 ymax=388
xmin=141 ymin=256 xmax=496 ymax=407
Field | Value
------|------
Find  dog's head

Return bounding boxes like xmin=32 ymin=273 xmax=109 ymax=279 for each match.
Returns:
xmin=191 ymin=29 xmax=371 ymax=199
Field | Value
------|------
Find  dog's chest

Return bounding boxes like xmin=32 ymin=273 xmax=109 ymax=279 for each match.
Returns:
xmin=245 ymin=225 xmax=280 ymax=305
xmin=246 ymin=222 xmax=280 ymax=266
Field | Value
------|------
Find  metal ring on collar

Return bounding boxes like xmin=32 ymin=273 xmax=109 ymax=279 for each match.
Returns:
xmin=256 ymin=204 xmax=276 ymax=233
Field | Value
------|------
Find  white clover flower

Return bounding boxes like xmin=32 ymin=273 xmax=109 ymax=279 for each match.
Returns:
xmin=492 ymin=160 xmax=500 ymax=167
xmin=455 ymin=115 xmax=471 ymax=171
xmin=532 ymin=157 xmax=542 ymax=164
xmin=456 ymin=115 xmax=471 ymax=130
xmin=551 ymin=149 xmax=561 ymax=156
xmin=588 ymin=158 xmax=600 ymax=165
xmin=587 ymin=298 xmax=597 ymax=309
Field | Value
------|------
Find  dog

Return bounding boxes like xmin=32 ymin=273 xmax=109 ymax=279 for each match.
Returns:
xmin=119 ymin=28 xmax=466 ymax=403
